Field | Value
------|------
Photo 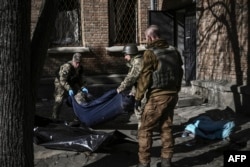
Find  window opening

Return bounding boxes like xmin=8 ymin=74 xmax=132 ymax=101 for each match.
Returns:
xmin=50 ymin=0 xmax=82 ymax=47
xmin=109 ymin=0 xmax=137 ymax=45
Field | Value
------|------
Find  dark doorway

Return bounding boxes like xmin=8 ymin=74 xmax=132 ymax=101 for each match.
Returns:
xmin=183 ymin=10 xmax=196 ymax=86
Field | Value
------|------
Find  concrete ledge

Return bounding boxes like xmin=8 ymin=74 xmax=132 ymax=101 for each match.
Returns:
xmin=47 ymin=47 xmax=90 ymax=53
xmin=191 ymin=80 xmax=234 ymax=92
xmin=191 ymin=80 xmax=250 ymax=95
xmin=105 ymin=45 xmax=146 ymax=52
xmin=191 ymin=80 xmax=250 ymax=113
xmin=177 ymin=93 xmax=204 ymax=108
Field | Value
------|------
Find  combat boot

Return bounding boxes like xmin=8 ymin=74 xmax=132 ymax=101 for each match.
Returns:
xmin=161 ymin=158 xmax=172 ymax=167
xmin=52 ymin=104 xmax=60 ymax=119
xmin=52 ymin=111 xmax=58 ymax=119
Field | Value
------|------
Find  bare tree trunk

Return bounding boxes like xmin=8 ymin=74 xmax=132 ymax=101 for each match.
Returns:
xmin=0 ymin=1 xmax=33 ymax=167
xmin=0 ymin=0 xmax=58 ymax=166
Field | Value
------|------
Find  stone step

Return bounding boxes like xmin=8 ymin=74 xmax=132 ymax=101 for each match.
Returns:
xmin=176 ymin=85 xmax=204 ymax=108
xmin=176 ymin=93 xmax=204 ymax=108
xmin=175 ymin=105 xmax=219 ymax=121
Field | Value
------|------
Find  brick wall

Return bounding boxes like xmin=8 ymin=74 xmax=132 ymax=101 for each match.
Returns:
xmin=31 ymin=0 xmax=152 ymax=78
xmin=196 ymin=0 xmax=249 ymax=84
xmin=31 ymin=0 xmax=43 ymax=38
xmin=138 ymin=0 xmax=150 ymax=43
xmin=80 ymin=0 xmax=125 ymax=76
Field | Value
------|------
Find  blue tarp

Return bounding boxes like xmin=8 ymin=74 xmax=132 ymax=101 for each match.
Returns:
xmin=68 ymin=89 xmax=134 ymax=127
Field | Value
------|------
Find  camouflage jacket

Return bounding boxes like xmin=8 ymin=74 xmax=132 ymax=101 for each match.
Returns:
xmin=54 ymin=61 xmax=86 ymax=91
xmin=117 ymin=54 xmax=143 ymax=94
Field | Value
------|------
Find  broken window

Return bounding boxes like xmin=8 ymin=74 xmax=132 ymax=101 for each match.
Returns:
xmin=51 ymin=0 xmax=82 ymax=47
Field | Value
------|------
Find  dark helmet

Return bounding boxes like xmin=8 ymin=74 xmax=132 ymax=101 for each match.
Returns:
xmin=123 ymin=44 xmax=138 ymax=55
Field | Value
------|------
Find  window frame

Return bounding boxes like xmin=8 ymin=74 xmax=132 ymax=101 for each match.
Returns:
xmin=108 ymin=0 xmax=138 ymax=46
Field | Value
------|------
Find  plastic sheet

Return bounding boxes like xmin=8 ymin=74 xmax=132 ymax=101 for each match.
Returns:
xmin=34 ymin=89 xmax=135 ymax=152
xmin=34 ymin=115 xmax=136 ymax=152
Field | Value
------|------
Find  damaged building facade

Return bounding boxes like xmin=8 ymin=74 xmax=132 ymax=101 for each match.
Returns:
xmin=31 ymin=0 xmax=250 ymax=113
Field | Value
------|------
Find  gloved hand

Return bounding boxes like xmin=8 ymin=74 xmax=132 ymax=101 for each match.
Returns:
xmin=81 ymin=87 xmax=88 ymax=94
xmin=68 ymin=89 xmax=74 ymax=96
xmin=116 ymin=89 xmax=120 ymax=94
xmin=135 ymin=100 xmax=141 ymax=110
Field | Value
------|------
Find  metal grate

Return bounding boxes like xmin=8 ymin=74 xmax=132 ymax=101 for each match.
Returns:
xmin=50 ymin=0 xmax=82 ymax=47
xmin=185 ymin=15 xmax=196 ymax=53
xmin=109 ymin=0 xmax=137 ymax=45
xmin=184 ymin=14 xmax=196 ymax=85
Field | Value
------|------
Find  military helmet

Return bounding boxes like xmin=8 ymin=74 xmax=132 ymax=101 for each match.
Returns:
xmin=123 ymin=44 xmax=138 ymax=55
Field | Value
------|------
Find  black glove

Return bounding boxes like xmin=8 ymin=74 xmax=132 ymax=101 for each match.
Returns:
xmin=134 ymin=100 xmax=141 ymax=110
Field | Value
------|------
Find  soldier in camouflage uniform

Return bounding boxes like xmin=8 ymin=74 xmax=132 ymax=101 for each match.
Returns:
xmin=116 ymin=44 xmax=146 ymax=135
xmin=52 ymin=53 xmax=88 ymax=119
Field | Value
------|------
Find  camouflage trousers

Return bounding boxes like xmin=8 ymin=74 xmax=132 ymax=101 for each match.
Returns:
xmin=52 ymin=84 xmax=68 ymax=119
xmin=138 ymin=93 xmax=178 ymax=164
